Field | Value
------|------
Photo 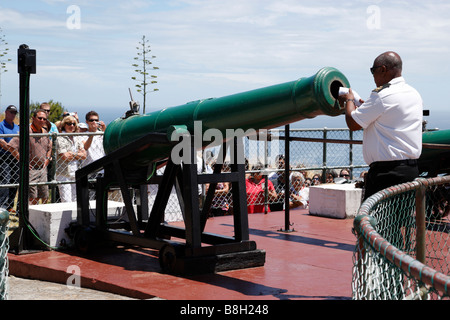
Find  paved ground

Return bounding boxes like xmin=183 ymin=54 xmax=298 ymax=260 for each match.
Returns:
xmin=7 ymin=210 xmax=356 ymax=300
xmin=6 ymin=275 xmax=140 ymax=300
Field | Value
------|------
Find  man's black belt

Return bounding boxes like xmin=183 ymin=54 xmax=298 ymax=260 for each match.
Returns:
xmin=369 ymin=159 xmax=418 ymax=169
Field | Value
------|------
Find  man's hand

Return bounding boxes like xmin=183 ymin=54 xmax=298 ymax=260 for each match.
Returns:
xmin=338 ymin=88 xmax=355 ymax=108
xmin=339 ymin=88 xmax=362 ymax=131
xmin=89 ymin=121 xmax=105 ymax=132
xmin=98 ymin=120 xmax=106 ymax=131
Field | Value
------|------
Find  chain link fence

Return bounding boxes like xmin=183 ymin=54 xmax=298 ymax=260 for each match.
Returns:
xmin=1 ymin=128 xmax=368 ymax=221
xmin=215 ymin=128 xmax=367 ymax=214
xmin=352 ymin=175 xmax=450 ymax=300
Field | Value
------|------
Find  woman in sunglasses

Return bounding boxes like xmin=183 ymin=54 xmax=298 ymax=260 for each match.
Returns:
xmin=55 ymin=115 xmax=87 ymax=202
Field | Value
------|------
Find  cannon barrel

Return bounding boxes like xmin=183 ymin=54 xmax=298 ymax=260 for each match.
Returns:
xmin=104 ymin=67 xmax=350 ymax=167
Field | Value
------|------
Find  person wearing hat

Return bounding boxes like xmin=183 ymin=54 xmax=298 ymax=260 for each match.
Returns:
xmin=0 ymin=105 xmax=20 ymax=211
xmin=62 ymin=111 xmax=79 ymax=124
xmin=78 ymin=122 xmax=88 ymax=132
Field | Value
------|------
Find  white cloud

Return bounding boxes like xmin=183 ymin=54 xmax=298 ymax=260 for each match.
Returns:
xmin=266 ymin=1 xmax=347 ymax=16
xmin=0 ymin=7 xmax=66 ymax=30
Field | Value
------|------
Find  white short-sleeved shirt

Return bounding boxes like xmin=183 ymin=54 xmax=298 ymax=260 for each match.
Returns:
xmin=81 ymin=135 xmax=105 ymax=167
xmin=351 ymin=77 xmax=423 ymax=165
xmin=56 ymin=134 xmax=86 ymax=178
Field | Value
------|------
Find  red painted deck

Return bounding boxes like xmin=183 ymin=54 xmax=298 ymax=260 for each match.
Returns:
xmin=8 ymin=209 xmax=356 ymax=300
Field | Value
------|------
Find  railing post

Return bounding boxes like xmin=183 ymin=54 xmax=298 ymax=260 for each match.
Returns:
xmin=264 ymin=136 xmax=269 ymax=214
xmin=353 ymin=214 xmax=377 ymax=300
xmin=322 ymin=128 xmax=327 ymax=182
xmin=49 ymin=131 xmax=58 ymax=203
xmin=415 ymin=184 xmax=426 ymax=264
xmin=283 ymin=125 xmax=292 ymax=231
xmin=349 ymin=130 xmax=354 ymax=177
xmin=414 ymin=182 xmax=427 ymax=299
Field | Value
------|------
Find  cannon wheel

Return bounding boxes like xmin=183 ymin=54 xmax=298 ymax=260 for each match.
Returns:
xmin=73 ymin=226 xmax=95 ymax=253
xmin=159 ymin=243 xmax=184 ymax=273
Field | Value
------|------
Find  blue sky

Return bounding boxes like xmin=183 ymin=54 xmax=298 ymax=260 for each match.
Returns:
xmin=1 ymin=0 xmax=450 ymax=129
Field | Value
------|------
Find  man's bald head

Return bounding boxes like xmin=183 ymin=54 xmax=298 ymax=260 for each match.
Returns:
xmin=371 ymin=51 xmax=403 ymax=86
xmin=374 ymin=51 xmax=402 ymax=76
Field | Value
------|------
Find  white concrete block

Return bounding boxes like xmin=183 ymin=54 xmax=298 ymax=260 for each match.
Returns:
xmin=28 ymin=201 xmax=129 ymax=248
xmin=308 ymin=184 xmax=362 ymax=219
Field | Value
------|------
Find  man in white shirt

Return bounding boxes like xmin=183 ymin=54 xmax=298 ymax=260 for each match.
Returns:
xmin=82 ymin=111 xmax=106 ymax=166
xmin=81 ymin=111 xmax=106 ymax=182
xmin=339 ymin=51 xmax=423 ymax=199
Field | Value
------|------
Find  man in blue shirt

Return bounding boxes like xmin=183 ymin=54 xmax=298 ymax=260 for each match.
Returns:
xmin=0 ymin=105 xmax=20 ymax=211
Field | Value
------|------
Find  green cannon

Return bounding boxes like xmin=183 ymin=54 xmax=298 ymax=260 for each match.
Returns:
xmin=103 ymin=67 xmax=350 ymax=166
xmin=74 ymin=67 xmax=350 ymax=274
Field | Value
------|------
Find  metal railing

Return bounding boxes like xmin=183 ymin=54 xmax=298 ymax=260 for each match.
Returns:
xmin=352 ymin=175 xmax=450 ymax=300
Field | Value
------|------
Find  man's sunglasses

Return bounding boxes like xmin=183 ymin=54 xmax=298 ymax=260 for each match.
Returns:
xmin=370 ymin=65 xmax=384 ymax=74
